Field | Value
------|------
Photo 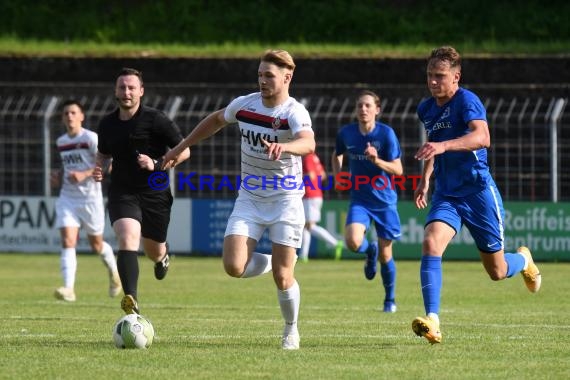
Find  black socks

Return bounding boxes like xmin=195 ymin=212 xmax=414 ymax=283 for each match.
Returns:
xmin=117 ymin=250 xmax=139 ymax=299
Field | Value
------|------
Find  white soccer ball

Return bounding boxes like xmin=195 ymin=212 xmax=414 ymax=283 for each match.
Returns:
xmin=112 ymin=313 xmax=155 ymax=349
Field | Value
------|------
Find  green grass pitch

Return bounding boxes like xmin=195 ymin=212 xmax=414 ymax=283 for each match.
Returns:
xmin=1 ymin=253 xmax=569 ymax=379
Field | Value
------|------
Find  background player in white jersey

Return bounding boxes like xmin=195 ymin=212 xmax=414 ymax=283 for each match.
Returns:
xmin=164 ymin=50 xmax=315 ymax=350
xmin=51 ymin=99 xmax=121 ymax=302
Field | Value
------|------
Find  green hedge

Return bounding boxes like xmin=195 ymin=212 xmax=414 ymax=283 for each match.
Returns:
xmin=1 ymin=0 xmax=568 ymax=44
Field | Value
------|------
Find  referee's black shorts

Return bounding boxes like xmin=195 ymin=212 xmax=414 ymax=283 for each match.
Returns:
xmin=107 ymin=184 xmax=173 ymax=242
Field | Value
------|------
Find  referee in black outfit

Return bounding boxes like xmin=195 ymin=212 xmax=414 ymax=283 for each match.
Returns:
xmin=93 ymin=67 xmax=190 ymax=315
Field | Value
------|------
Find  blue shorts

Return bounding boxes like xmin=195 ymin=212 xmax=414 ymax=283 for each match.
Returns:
xmin=346 ymin=202 xmax=401 ymax=241
xmin=426 ymin=183 xmax=505 ymax=253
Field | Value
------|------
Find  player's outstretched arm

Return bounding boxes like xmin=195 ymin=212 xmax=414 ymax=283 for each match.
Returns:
xmin=443 ymin=119 xmax=490 ymax=152
xmin=163 ymin=109 xmax=227 ymax=168
xmin=161 ymin=148 xmax=190 ymax=170
xmin=415 ymin=120 xmax=490 ymax=161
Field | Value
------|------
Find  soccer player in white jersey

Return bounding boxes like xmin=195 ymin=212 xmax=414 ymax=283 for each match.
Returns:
xmin=52 ymin=100 xmax=121 ymax=302
xmin=164 ymin=50 xmax=315 ymax=350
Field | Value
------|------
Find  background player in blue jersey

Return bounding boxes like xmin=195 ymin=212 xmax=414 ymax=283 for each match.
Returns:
xmin=332 ymin=90 xmax=402 ymax=313
xmin=412 ymin=46 xmax=542 ymax=344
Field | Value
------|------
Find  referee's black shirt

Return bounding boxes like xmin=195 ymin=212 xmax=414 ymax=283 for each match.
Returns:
xmin=97 ymin=106 xmax=184 ymax=191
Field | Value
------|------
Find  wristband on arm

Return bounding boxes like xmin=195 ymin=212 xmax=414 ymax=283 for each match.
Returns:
xmin=152 ymin=158 xmax=164 ymax=171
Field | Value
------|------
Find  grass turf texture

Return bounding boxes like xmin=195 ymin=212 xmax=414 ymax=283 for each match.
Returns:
xmin=1 ymin=253 xmax=569 ymax=379
xmin=1 ymin=38 xmax=569 ymax=58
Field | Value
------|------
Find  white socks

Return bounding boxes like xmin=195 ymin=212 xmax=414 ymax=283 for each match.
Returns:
xmin=61 ymin=242 xmax=117 ymax=290
xmin=278 ymin=280 xmax=300 ymax=336
xmin=99 ymin=241 xmax=118 ymax=273
xmin=310 ymin=225 xmax=338 ymax=246
xmin=241 ymin=252 xmax=272 ymax=278
xmin=240 ymin=253 xmax=299 ymax=336
xmin=60 ymin=248 xmax=77 ymax=289
xmin=301 ymin=225 xmax=339 ymax=260
xmin=427 ymin=312 xmax=440 ymax=325
xmin=300 ymin=229 xmax=311 ymax=260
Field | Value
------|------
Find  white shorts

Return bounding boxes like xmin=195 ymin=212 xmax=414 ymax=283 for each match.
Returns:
xmin=303 ymin=197 xmax=323 ymax=223
xmin=225 ymin=195 xmax=305 ymax=248
xmin=55 ymin=196 xmax=105 ymax=235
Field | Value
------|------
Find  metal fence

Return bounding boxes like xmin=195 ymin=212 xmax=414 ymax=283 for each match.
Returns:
xmin=0 ymin=92 xmax=567 ymax=202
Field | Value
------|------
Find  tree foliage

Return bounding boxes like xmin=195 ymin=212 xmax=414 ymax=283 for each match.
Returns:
xmin=1 ymin=0 xmax=568 ymax=45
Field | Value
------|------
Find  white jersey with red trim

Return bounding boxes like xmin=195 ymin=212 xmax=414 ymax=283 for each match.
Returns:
xmin=224 ymin=92 xmax=313 ymax=201
xmin=56 ymin=128 xmax=102 ymax=200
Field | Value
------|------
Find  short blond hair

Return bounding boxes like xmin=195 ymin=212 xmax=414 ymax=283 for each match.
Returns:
xmin=261 ymin=49 xmax=296 ymax=71
xmin=429 ymin=46 xmax=461 ymax=69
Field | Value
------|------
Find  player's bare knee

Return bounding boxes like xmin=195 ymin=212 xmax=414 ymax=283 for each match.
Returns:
xmin=223 ymin=260 xmax=245 ymax=278
xmin=422 ymin=236 xmax=440 ymax=254
xmin=91 ymin=241 xmax=103 ymax=253
xmin=272 ymin=272 xmax=291 ymax=290
xmin=61 ymin=239 xmax=77 ymax=248
xmin=487 ymin=270 xmax=506 ymax=281
xmin=61 ymin=231 xmax=78 ymax=247
xmin=345 ymin=237 xmax=361 ymax=252
xmin=379 ymin=253 xmax=393 ymax=264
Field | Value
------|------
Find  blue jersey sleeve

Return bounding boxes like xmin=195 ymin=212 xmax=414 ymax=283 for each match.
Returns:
xmin=382 ymin=128 xmax=401 ymax=162
xmin=462 ymin=93 xmax=487 ymax=124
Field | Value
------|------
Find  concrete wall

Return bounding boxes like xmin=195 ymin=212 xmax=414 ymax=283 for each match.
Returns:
xmin=1 ymin=57 xmax=568 ymax=98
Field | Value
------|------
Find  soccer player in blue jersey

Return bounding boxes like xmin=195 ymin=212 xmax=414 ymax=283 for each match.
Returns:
xmin=412 ymin=46 xmax=541 ymax=344
xmin=332 ymin=90 xmax=402 ymax=313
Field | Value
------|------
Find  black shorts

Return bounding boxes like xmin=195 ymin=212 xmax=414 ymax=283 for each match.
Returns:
xmin=107 ymin=184 xmax=173 ymax=242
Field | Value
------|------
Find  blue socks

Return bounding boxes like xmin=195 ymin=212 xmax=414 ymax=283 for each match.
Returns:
xmin=504 ymin=252 xmax=526 ymax=277
xmin=420 ymin=256 xmax=442 ymax=315
xmin=380 ymin=259 xmax=396 ymax=302
xmin=356 ymin=239 xmax=369 ymax=254
xmin=418 ymin=252 xmax=524 ymax=316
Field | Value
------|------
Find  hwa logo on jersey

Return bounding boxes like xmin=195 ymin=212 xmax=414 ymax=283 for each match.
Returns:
xmin=240 ymin=128 xmax=278 ymax=146
xmin=62 ymin=153 xmax=84 ymax=165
